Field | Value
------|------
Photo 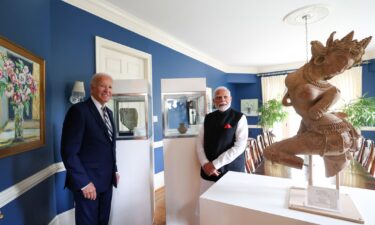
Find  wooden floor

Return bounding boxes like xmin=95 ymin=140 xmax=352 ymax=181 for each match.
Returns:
xmin=153 ymin=187 xmax=166 ymax=225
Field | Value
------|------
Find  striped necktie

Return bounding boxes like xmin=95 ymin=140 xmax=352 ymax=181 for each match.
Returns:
xmin=102 ymin=106 xmax=113 ymax=141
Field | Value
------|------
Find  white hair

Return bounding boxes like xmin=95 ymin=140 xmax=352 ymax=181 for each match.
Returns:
xmin=90 ymin=72 xmax=112 ymax=87
xmin=213 ymin=86 xmax=231 ymax=97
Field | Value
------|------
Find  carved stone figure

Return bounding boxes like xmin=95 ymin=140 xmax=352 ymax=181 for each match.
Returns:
xmin=120 ymin=108 xmax=138 ymax=132
xmin=264 ymin=31 xmax=372 ymax=177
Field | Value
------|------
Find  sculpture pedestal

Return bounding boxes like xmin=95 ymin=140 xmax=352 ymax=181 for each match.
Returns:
xmin=288 ymin=187 xmax=364 ymax=224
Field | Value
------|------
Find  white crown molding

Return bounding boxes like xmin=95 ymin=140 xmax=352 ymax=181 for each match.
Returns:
xmin=256 ymin=61 xmax=305 ymax=74
xmin=364 ymin=49 xmax=375 ymax=61
xmin=63 ymin=0 xmax=258 ymax=74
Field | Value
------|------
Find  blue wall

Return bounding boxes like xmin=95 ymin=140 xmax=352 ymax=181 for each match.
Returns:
xmin=0 ymin=0 xmax=374 ymax=224
xmin=0 ymin=0 xmax=58 ymax=224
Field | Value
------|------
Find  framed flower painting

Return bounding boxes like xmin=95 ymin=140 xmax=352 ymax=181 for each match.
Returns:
xmin=0 ymin=37 xmax=45 ymax=158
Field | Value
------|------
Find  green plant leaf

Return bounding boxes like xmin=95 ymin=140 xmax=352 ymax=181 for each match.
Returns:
xmin=258 ymin=99 xmax=288 ymax=129
xmin=342 ymin=94 xmax=375 ymax=128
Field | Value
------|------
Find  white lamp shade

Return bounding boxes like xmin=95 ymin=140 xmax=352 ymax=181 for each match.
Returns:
xmin=72 ymin=81 xmax=85 ymax=94
xmin=70 ymin=81 xmax=85 ymax=104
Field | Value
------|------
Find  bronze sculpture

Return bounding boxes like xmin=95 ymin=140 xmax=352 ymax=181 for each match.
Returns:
xmin=264 ymin=31 xmax=372 ymax=177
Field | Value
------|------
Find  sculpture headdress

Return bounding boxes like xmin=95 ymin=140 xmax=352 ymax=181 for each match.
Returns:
xmin=310 ymin=31 xmax=372 ymax=65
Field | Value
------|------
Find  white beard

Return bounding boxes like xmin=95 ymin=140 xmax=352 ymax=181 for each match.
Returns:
xmin=217 ymin=103 xmax=231 ymax=112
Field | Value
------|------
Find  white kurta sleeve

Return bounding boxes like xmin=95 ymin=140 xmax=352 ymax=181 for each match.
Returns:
xmin=196 ymin=125 xmax=209 ymax=166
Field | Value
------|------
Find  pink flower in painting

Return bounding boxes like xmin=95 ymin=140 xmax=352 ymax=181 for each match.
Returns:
xmin=5 ymin=83 xmax=14 ymax=97
xmin=0 ymin=52 xmax=38 ymax=114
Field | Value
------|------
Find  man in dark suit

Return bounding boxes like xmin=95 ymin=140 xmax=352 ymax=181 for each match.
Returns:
xmin=61 ymin=73 xmax=119 ymax=225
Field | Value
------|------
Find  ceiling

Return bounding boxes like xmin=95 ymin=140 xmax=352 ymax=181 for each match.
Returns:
xmin=69 ymin=0 xmax=375 ymax=72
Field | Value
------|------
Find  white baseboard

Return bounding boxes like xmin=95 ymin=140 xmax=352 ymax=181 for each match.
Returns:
xmin=154 ymin=171 xmax=164 ymax=190
xmin=48 ymin=208 xmax=75 ymax=225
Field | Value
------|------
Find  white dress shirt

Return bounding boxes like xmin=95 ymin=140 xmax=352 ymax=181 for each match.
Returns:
xmin=91 ymin=96 xmax=107 ymax=119
xmin=196 ymin=113 xmax=248 ymax=170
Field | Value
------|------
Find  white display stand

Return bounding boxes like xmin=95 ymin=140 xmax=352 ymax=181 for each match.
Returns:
xmin=108 ymin=79 xmax=154 ymax=225
xmin=109 ymin=140 xmax=154 ymax=225
xmin=162 ymin=77 xmax=206 ymax=225
xmin=163 ymin=137 xmax=201 ymax=225
xmin=200 ymin=172 xmax=375 ymax=225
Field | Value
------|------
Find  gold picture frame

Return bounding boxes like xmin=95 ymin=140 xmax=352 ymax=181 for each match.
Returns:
xmin=0 ymin=37 xmax=45 ymax=158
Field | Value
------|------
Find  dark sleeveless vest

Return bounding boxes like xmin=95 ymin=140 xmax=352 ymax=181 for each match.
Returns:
xmin=201 ymin=108 xmax=245 ymax=182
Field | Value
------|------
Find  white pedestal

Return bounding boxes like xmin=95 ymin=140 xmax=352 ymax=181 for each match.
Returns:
xmin=163 ymin=137 xmax=201 ymax=225
xmin=109 ymin=139 xmax=154 ymax=225
xmin=200 ymin=172 xmax=375 ymax=225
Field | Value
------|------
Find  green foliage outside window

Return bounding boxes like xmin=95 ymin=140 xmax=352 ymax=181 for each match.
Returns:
xmin=258 ymin=99 xmax=288 ymax=130
xmin=342 ymin=94 xmax=375 ymax=128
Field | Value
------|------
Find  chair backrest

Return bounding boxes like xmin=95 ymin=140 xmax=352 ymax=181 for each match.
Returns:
xmin=251 ymin=138 xmax=262 ymax=166
xmin=369 ymin=140 xmax=375 ymax=176
xmin=262 ymin=131 xmax=270 ymax=147
xmin=356 ymin=137 xmax=367 ymax=164
xmin=267 ymin=130 xmax=275 ymax=144
xmin=364 ymin=139 xmax=375 ymax=174
xmin=244 ymin=138 xmax=256 ymax=173
xmin=257 ymin=134 xmax=266 ymax=152
xmin=360 ymin=139 xmax=373 ymax=167
xmin=263 ymin=130 xmax=275 ymax=146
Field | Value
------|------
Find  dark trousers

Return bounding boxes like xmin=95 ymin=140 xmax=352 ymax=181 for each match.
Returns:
xmin=73 ymin=187 xmax=113 ymax=225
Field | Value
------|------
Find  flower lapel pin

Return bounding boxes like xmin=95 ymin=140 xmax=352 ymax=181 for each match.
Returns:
xmin=224 ymin=123 xmax=232 ymax=129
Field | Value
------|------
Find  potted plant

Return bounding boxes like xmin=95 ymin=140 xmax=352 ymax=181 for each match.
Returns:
xmin=258 ymin=99 xmax=288 ymax=131
xmin=342 ymin=94 xmax=375 ymax=128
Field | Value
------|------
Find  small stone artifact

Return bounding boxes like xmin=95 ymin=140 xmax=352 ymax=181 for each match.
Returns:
xmin=264 ymin=31 xmax=372 ymax=177
xmin=120 ymin=108 xmax=138 ymax=132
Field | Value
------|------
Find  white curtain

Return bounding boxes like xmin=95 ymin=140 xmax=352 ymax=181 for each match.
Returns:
xmin=261 ymin=74 xmax=294 ymax=140
xmin=329 ymin=66 xmax=362 ymax=111
xmin=261 ymin=66 xmax=362 ymax=140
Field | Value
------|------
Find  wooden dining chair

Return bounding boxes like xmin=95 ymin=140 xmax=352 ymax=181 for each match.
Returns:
xmin=256 ymin=134 xmax=266 ymax=153
xmin=244 ymin=138 xmax=256 ymax=173
xmin=360 ymin=139 xmax=373 ymax=167
xmin=255 ymin=140 xmax=264 ymax=162
xmin=263 ymin=130 xmax=275 ymax=146
xmin=356 ymin=137 xmax=367 ymax=164
xmin=252 ymin=138 xmax=264 ymax=167
xmin=364 ymin=139 xmax=375 ymax=174
xmin=369 ymin=142 xmax=375 ymax=177
xmin=262 ymin=131 xmax=270 ymax=147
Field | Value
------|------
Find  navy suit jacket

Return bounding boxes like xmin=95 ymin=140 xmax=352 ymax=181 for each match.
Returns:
xmin=61 ymin=98 xmax=117 ymax=192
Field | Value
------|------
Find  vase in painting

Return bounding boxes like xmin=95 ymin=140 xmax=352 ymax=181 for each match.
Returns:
xmin=13 ymin=104 xmax=24 ymax=142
